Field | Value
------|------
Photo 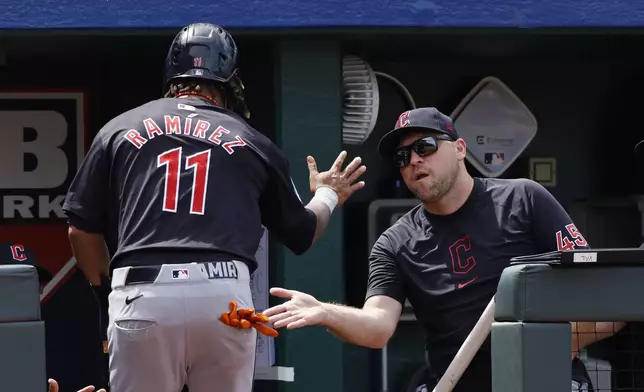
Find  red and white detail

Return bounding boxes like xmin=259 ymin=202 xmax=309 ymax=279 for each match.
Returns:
xmin=143 ymin=118 xmax=163 ymax=139
xmin=556 ymin=223 xmax=588 ymax=251
xmin=10 ymin=244 xmax=26 ymax=261
xmin=397 ymin=111 xmax=410 ymax=128
xmin=164 ymin=115 xmax=181 ymax=135
xmin=222 ymin=136 xmax=247 ymax=155
xmin=157 ymin=147 xmax=212 ymax=215
xmin=208 ymin=126 xmax=229 ymax=145
xmin=192 ymin=120 xmax=211 ymax=139
xmin=185 ymin=150 xmax=211 ymax=215
xmin=157 ymin=147 xmax=182 ymax=213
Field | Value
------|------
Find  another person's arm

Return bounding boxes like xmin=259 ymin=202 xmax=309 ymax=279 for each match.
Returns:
xmin=526 ymin=180 xmax=626 ymax=356
xmin=61 ymin=135 xmax=111 ymax=286
xmin=265 ymin=233 xmax=403 ymax=348
xmin=260 ymin=150 xmax=365 ymax=255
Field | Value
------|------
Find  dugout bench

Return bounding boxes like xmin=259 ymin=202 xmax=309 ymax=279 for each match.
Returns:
xmin=492 ymin=248 xmax=644 ymax=392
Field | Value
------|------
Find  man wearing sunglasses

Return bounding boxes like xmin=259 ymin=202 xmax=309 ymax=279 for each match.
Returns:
xmin=264 ymin=107 xmax=625 ymax=392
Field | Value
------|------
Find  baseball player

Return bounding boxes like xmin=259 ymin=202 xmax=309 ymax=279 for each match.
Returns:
xmin=62 ymin=22 xmax=366 ymax=392
xmin=264 ymin=107 xmax=624 ymax=392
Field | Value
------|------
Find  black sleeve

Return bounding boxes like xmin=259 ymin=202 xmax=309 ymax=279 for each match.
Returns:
xmin=365 ymin=233 xmax=406 ymax=305
xmin=259 ymin=154 xmax=317 ymax=255
xmin=526 ymin=180 xmax=591 ymax=252
xmin=62 ymin=134 xmax=110 ymax=234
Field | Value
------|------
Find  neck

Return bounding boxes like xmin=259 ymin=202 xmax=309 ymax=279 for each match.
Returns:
xmin=423 ymin=170 xmax=474 ymax=215
xmin=175 ymin=91 xmax=221 ymax=107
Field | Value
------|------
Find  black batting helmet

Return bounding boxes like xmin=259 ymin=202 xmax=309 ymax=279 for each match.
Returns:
xmin=163 ymin=23 xmax=250 ymax=119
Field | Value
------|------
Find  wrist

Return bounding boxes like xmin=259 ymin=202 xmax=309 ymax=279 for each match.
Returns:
xmin=312 ymin=186 xmax=338 ymax=213
xmin=320 ymin=302 xmax=334 ymax=326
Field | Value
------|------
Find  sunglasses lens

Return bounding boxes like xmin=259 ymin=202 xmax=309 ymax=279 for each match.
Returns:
xmin=413 ymin=137 xmax=438 ymax=157
xmin=394 ymin=149 xmax=410 ymax=167
xmin=393 ymin=137 xmax=442 ymax=167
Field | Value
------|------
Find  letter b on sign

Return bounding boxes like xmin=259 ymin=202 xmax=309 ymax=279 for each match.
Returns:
xmin=0 ymin=111 xmax=68 ymax=189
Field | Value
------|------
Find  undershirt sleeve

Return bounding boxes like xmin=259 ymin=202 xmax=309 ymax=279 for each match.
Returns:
xmin=365 ymin=233 xmax=406 ymax=305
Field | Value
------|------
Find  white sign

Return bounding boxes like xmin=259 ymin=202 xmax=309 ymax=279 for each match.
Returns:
xmin=0 ymin=92 xmax=85 ymax=221
xmin=450 ymin=77 xmax=538 ymax=178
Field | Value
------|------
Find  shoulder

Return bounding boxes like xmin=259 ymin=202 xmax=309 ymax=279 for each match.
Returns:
xmin=477 ymin=177 xmax=548 ymax=205
xmin=94 ymin=98 xmax=170 ymax=140
xmin=375 ymin=203 xmax=424 ymax=253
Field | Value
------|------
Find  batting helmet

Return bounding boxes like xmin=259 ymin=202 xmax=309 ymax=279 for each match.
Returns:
xmin=163 ymin=22 xmax=250 ymax=119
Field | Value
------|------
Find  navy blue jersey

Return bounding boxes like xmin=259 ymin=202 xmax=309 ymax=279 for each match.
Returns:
xmin=366 ymin=177 xmax=590 ymax=391
xmin=63 ymin=96 xmax=316 ymax=273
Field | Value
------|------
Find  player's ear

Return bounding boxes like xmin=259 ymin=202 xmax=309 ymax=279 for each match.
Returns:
xmin=454 ymin=138 xmax=467 ymax=160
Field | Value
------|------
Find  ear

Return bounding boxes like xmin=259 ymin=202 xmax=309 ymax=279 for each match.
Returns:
xmin=454 ymin=138 xmax=467 ymax=160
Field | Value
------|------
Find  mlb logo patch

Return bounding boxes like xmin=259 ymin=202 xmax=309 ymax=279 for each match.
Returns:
xmin=172 ymin=269 xmax=189 ymax=280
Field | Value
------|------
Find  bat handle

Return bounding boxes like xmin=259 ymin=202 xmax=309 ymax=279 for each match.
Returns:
xmin=432 ymin=297 xmax=496 ymax=392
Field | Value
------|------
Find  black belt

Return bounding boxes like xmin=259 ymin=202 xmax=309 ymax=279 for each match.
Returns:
xmin=124 ymin=266 xmax=163 ymax=285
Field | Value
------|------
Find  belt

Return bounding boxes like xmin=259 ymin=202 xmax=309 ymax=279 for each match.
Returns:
xmin=124 ymin=265 xmax=163 ymax=285
xmin=121 ymin=261 xmax=249 ymax=286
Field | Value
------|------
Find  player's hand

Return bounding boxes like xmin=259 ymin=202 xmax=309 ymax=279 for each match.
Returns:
xmin=264 ymin=287 xmax=327 ymax=329
xmin=307 ymin=151 xmax=366 ymax=206
xmin=48 ymin=378 xmax=106 ymax=392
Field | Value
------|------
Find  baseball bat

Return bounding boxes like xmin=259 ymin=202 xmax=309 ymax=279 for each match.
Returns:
xmin=432 ymin=297 xmax=496 ymax=392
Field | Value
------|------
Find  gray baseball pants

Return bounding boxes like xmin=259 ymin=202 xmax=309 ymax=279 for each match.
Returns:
xmin=107 ymin=261 xmax=256 ymax=392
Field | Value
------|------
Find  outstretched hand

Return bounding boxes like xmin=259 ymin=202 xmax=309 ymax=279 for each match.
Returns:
xmin=307 ymin=151 xmax=366 ymax=206
xmin=263 ymin=287 xmax=327 ymax=330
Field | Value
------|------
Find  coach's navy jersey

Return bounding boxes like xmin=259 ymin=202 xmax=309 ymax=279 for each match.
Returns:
xmin=365 ymin=177 xmax=590 ymax=391
xmin=63 ymin=96 xmax=316 ymax=273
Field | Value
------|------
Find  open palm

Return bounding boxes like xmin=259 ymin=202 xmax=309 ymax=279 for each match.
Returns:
xmin=307 ymin=151 xmax=366 ymax=206
xmin=263 ymin=287 xmax=327 ymax=329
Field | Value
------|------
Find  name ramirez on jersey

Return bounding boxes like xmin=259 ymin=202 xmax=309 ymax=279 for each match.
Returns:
xmin=124 ymin=114 xmax=247 ymax=155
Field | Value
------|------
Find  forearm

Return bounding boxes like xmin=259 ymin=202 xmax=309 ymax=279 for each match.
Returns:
xmin=322 ymin=303 xmax=394 ymax=349
xmin=571 ymin=321 xmax=626 ymax=357
xmin=68 ymin=225 xmax=110 ymax=286
xmin=305 ymin=199 xmax=333 ymax=244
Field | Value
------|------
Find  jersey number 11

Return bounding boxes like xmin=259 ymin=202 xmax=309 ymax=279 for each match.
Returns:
xmin=157 ymin=146 xmax=210 ymax=215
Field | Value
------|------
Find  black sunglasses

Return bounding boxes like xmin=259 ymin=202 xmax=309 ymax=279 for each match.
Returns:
xmin=393 ymin=135 xmax=454 ymax=167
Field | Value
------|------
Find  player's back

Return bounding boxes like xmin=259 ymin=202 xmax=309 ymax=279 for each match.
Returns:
xmin=99 ymin=97 xmax=275 ymax=271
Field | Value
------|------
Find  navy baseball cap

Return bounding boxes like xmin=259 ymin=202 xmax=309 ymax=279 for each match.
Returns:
xmin=0 ymin=243 xmax=53 ymax=283
xmin=378 ymin=107 xmax=459 ymax=161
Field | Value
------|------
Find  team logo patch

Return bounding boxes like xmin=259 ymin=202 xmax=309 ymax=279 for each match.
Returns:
xmin=172 ymin=269 xmax=190 ymax=279
xmin=203 ymin=261 xmax=238 ymax=280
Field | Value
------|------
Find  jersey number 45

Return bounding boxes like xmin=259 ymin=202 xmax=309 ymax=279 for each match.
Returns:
xmin=157 ymin=146 xmax=210 ymax=215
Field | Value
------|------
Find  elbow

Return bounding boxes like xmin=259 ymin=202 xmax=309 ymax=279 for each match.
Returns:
xmin=365 ymin=328 xmax=396 ymax=349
